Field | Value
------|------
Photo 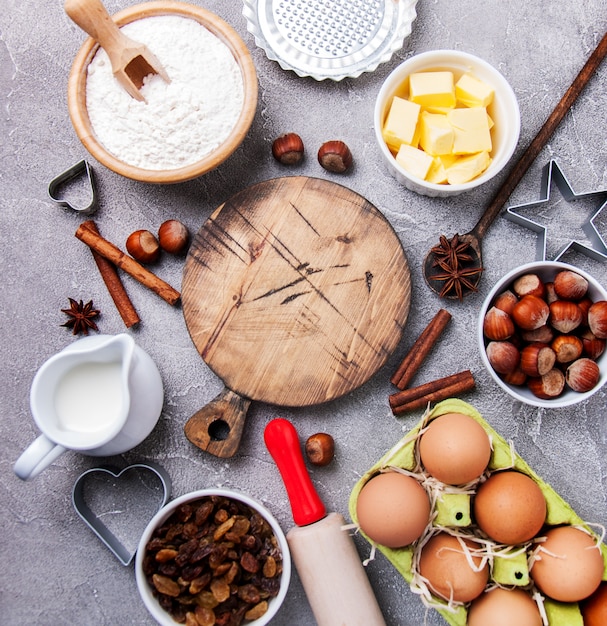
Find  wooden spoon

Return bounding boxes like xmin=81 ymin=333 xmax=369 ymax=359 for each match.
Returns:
xmin=65 ymin=0 xmax=170 ymax=102
xmin=424 ymin=30 xmax=607 ymax=300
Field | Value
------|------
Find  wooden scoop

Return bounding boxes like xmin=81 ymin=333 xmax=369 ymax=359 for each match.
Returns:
xmin=423 ymin=30 xmax=607 ymax=299
xmin=65 ymin=0 xmax=170 ymax=102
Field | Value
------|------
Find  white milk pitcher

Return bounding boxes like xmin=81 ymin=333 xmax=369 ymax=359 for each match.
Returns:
xmin=14 ymin=334 xmax=164 ymax=480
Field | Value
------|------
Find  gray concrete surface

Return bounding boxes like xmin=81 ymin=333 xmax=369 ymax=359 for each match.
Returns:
xmin=1 ymin=1 xmax=607 ymax=624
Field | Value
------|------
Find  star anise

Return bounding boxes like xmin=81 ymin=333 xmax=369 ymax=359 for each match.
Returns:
xmin=431 ymin=259 xmax=484 ymax=301
xmin=430 ymin=234 xmax=474 ymax=269
xmin=61 ymin=298 xmax=100 ymax=335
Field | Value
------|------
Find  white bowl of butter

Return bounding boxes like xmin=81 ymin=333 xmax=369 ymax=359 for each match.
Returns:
xmin=374 ymin=50 xmax=520 ymax=197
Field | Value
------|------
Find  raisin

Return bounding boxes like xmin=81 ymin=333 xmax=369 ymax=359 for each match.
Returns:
xmin=189 ymin=573 xmax=211 ymax=595
xmin=262 ymin=555 xmax=277 ymax=578
xmin=214 ymin=516 xmax=236 ymax=541
xmin=181 ymin=564 xmax=204 ymax=582
xmin=152 ymin=574 xmax=181 ymax=597
xmin=237 ymin=583 xmax=261 ymax=605
xmin=210 ymin=578 xmax=231 ymax=603
xmin=245 ymin=601 xmax=268 ymax=621
xmin=194 ymin=606 xmax=216 ymax=626
xmin=156 ymin=548 xmax=178 ymax=563
xmin=195 ymin=501 xmax=214 ymax=525
xmin=240 ymin=552 xmax=260 ymax=574
xmin=176 ymin=503 xmax=194 ymax=523
xmin=158 ymin=562 xmax=179 ymax=578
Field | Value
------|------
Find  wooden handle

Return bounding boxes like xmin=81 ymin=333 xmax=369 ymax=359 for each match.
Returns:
xmin=183 ymin=387 xmax=251 ymax=458
xmin=473 ymin=30 xmax=607 ymax=240
xmin=264 ymin=419 xmax=326 ymax=527
xmin=64 ymin=0 xmax=131 ymax=63
xmin=286 ymin=513 xmax=387 ymax=626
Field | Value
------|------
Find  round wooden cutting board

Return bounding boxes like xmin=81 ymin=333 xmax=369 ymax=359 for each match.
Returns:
xmin=182 ymin=176 xmax=411 ymax=457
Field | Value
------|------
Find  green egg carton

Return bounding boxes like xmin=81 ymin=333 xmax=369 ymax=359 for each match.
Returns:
xmin=348 ymin=398 xmax=607 ymax=626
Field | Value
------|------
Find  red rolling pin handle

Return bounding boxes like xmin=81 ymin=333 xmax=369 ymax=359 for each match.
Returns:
xmin=264 ymin=418 xmax=326 ymax=527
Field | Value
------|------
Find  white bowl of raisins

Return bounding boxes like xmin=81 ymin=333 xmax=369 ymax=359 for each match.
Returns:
xmin=478 ymin=261 xmax=607 ymax=407
xmin=136 ymin=489 xmax=291 ymax=626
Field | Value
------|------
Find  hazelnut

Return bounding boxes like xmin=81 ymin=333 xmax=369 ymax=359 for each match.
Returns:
xmin=566 ymin=358 xmax=600 ymax=393
xmin=126 ymin=229 xmax=160 ymax=264
xmin=544 ymin=282 xmax=558 ymax=304
xmin=513 ymin=273 xmax=545 ymax=298
xmin=551 ymin=335 xmax=583 ymax=364
xmin=493 ymin=290 xmax=518 ymax=316
xmin=521 ymin=325 xmax=555 ymax=344
xmin=483 ymin=306 xmax=515 ymax=341
xmin=272 ymin=132 xmax=305 ymax=165
xmin=553 ymin=269 xmax=588 ymax=300
xmin=512 ymin=295 xmax=549 ymax=331
xmin=158 ymin=219 xmax=189 ymax=255
xmin=528 ymin=368 xmax=565 ymax=399
xmin=549 ymin=300 xmax=583 ymax=334
xmin=580 ymin=329 xmax=606 ymax=360
xmin=520 ymin=342 xmax=556 ymax=377
xmin=588 ymin=301 xmax=607 ymax=339
xmin=577 ymin=296 xmax=593 ymax=325
xmin=502 ymin=367 xmax=527 ymax=386
xmin=318 ymin=140 xmax=353 ymax=173
xmin=305 ymin=433 xmax=335 ymax=466
xmin=486 ymin=341 xmax=520 ymax=375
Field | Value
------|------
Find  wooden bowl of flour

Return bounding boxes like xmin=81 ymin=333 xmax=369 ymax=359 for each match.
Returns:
xmin=67 ymin=1 xmax=258 ymax=183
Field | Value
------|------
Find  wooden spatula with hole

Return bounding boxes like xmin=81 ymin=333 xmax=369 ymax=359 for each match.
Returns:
xmin=65 ymin=0 xmax=170 ymax=102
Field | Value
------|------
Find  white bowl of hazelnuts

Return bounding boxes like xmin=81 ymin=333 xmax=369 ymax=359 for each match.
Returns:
xmin=478 ymin=261 xmax=607 ymax=408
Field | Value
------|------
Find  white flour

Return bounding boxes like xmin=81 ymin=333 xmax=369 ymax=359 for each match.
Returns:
xmin=85 ymin=15 xmax=245 ymax=171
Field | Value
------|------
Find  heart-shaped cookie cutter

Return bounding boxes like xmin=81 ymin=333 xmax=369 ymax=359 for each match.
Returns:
xmin=48 ymin=159 xmax=98 ymax=214
xmin=72 ymin=462 xmax=171 ymax=566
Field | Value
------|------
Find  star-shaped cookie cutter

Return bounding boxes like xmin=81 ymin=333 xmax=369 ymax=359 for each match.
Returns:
xmin=504 ymin=160 xmax=607 ymax=262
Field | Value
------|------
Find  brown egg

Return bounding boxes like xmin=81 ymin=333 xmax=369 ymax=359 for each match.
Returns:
xmin=418 ymin=413 xmax=491 ymax=485
xmin=473 ymin=471 xmax=546 ymax=544
xmin=580 ymin=581 xmax=607 ymax=626
xmin=418 ymin=532 xmax=489 ymax=603
xmin=468 ymin=588 xmax=542 ymax=626
xmin=356 ymin=471 xmax=430 ymax=548
xmin=530 ymin=526 xmax=604 ymax=602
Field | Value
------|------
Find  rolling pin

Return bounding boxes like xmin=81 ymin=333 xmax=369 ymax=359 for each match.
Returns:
xmin=264 ymin=418 xmax=386 ymax=626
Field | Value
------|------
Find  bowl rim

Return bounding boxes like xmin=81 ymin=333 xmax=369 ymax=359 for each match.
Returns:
xmin=67 ymin=1 xmax=258 ymax=184
xmin=135 ymin=487 xmax=291 ymax=626
xmin=478 ymin=261 xmax=607 ymax=408
xmin=374 ymin=48 xmax=521 ymax=194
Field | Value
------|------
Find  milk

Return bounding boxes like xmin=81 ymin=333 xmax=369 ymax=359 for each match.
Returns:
xmin=54 ymin=361 xmax=123 ymax=433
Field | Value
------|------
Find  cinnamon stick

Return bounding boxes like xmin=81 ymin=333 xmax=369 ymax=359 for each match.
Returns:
xmin=75 ymin=223 xmax=181 ymax=306
xmin=81 ymin=220 xmax=140 ymax=328
xmin=391 ymin=308 xmax=452 ymax=390
xmin=389 ymin=370 xmax=475 ymax=416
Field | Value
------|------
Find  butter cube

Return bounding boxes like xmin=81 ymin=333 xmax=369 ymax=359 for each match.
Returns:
xmin=438 ymin=153 xmax=458 ymax=169
xmin=455 ymin=73 xmax=495 ymax=108
xmin=395 ymin=144 xmax=434 ymax=180
xmin=382 ymin=96 xmax=421 ymax=151
xmin=425 ymin=154 xmax=457 ymax=183
xmin=418 ymin=111 xmax=454 ymax=156
xmin=422 ymin=104 xmax=454 ymax=115
xmin=409 ymin=71 xmax=456 ymax=108
xmin=426 ymin=157 xmax=448 ymax=184
xmin=447 ymin=107 xmax=492 ymax=154
xmin=446 ymin=151 xmax=492 ymax=184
